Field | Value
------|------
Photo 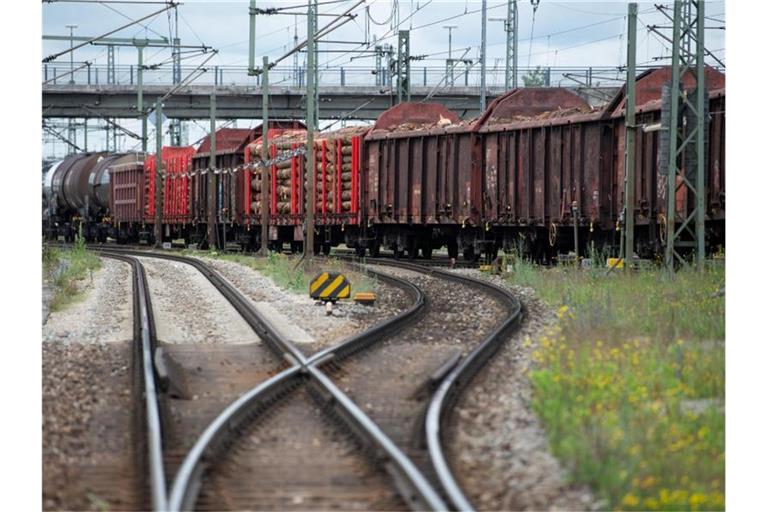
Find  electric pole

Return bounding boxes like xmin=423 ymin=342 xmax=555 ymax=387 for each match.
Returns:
xmin=480 ymin=0 xmax=487 ymax=110
xmin=107 ymin=44 xmax=115 ymax=84
xmin=66 ymin=24 xmax=77 ymax=84
xmin=396 ymin=30 xmax=410 ymax=103
xmin=248 ymin=0 xmax=257 ymax=75
xmin=494 ymin=0 xmax=519 ymax=90
xmin=443 ymin=25 xmax=457 ymax=86
xmin=623 ymin=3 xmax=638 ymax=269
xmin=207 ymin=90 xmax=217 ymax=250
xmin=261 ymin=56 xmax=270 ymax=256
xmin=171 ymin=6 xmax=182 ymax=146
xmin=138 ymin=42 xmax=147 ymax=152
xmin=294 ymin=15 xmax=299 ymax=86
xmin=662 ymin=0 xmax=708 ymax=271
xmin=154 ymin=101 xmax=163 ymax=248
xmin=305 ymin=0 xmax=317 ymax=257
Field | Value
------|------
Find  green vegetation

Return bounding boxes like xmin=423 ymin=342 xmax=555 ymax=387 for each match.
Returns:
xmin=522 ymin=65 xmax=548 ymax=87
xmin=507 ymin=260 xmax=725 ymax=511
xmin=185 ymin=250 xmax=376 ymax=295
xmin=43 ymin=236 xmax=102 ymax=312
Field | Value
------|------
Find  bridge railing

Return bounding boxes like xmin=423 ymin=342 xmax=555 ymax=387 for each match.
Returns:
xmin=43 ymin=63 xmax=721 ymax=90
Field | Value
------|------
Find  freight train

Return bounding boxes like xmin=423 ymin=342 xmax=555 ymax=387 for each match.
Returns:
xmin=42 ymin=66 xmax=725 ymax=262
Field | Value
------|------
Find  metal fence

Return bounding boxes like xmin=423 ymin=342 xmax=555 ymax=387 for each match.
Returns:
xmin=43 ymin=63 xmax=720 ymax=89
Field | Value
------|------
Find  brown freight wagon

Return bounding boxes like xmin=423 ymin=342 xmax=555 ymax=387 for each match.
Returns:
xmin=364 ymin=102 xmax=471 ymax=259
xmin=109 ymin=153 xmax=148 ymax=241
xmin=475 ymin=68 xmax=725 ymax=261
xmin=608 ymin=67 xmax=726 ymax=257
xmin=362 ymin=92 xmax=606 ymax=260
xmin=191 ymin=127 xmax=261 ymax=237
xmin=475 ymin=88 xmax=611 ymax=259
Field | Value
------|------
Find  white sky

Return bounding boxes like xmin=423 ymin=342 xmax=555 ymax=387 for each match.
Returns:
xmin=41 ymin=1 xmax=726 ymax=158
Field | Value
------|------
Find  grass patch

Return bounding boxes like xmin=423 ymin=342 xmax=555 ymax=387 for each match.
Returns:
xmin=184 ymin=250 xmax=376 ymax=296
xmin=508 ymin=260 xmax=725 ymax=511
xmin=44 ymin=237 xmax=102 ymax=312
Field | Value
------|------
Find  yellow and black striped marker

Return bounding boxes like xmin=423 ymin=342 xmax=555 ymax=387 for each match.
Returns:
xmin=310 ymin=272 xmax=351 ymax=301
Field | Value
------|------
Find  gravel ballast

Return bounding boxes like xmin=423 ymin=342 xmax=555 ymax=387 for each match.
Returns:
xmin=139 ymin=257 xmax=262 ymax=345
xmin=43 ymin=257 xmax=133 ymax=344
xmin=196 ymin=257 xmax=408 ymax=354
xmin=445 ymin=269 xmax=597 ymax=511
xmin=43 ymin=341 xmax=141 ymax=511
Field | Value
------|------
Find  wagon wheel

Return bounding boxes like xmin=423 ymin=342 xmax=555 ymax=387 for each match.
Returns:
xmin=549 ymin=223 xmax=557 ymax=247
xmin=406 ymin=238 xmax=418 ymax=260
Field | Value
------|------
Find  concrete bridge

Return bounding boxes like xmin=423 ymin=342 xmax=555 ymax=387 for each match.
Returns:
xmin=42 ymin=83 xmax=619 ymax=121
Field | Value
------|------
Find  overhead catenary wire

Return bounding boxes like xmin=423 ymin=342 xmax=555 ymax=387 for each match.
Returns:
xmin=42 ymin=2 xmax=177 ymax=62
xmin=314 ymin=0 xmax=436 ymax=70
xmin=263 ymin=0 xmax=366 ymax=72
xmin=527 ymin=0 xmax=541 ymax=68
xmin=96 ymin=0 xmax=169 ymax=40
xmin=423 ymin=46 xmax=473 ymax=102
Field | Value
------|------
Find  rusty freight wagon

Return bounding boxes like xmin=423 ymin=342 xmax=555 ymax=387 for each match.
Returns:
xmin=474 ymin=87 xmax=607 ymax=261
xmin=608 ymin=66 xmax=726 ymax=258
xmin=364 ymin=102 xmax=468 ymax=259
xmin=190 ymin=127 xmax=261 ymax=247
xmin=364 ymin=95 xmax=602 ymax=261
xmin=475 ymin=67 xmax=726 ymax=262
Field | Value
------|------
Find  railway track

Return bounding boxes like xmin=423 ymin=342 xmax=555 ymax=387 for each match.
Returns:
xmin=98 ymin=252 xmax=168 ymax=510
xmin=328 ymin=256 xmax=525 ymax=510
xmin=51 ymin=241 xmax=524 ymax=509
xmin=93 ymin=247 xmax=447 ymax=511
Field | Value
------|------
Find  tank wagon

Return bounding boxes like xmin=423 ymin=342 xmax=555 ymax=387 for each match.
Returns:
xmin=43 ymin=152 xmax=143 ymax=242
xmin=42 ymin=66 xmax=725 ymax=261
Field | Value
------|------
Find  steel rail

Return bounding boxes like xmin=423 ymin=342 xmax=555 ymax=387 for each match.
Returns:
xmin=307 ymin=367 xmax=447 ymax=510
xmin=168 ymin=366 xmax=305 ymax=511
xmin=94 ymin=246 xmax=446 ymax=511
xmin=100 ymin=252 xmax=168 ymax=511
xmin=355 ymin=257 xmax=524 ymax=512
xmin=98 ymin=247 xmax=307 ymax=365
xmin=305 ymin=263 xmax=426 ymax=365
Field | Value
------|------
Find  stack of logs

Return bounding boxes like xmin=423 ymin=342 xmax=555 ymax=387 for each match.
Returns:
xmin=249 ymin=126 xmax=368 ymax=216
xmin=249 ymin=130 xmax=305 ymax=216
xmin=314 ymin=126 xmax=367 ymax=214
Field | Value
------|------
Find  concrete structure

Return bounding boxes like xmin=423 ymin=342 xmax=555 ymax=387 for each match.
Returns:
xmin=43 ymin=83 xmax=618 ymax=121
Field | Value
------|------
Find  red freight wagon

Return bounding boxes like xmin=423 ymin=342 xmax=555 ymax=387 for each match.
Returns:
xmin=191 ymin=123 xmax=305 ymax=249
xmin=145 ymin=146 xmax=195 ymax=224
xmin=245 ymin=126 xmax=367 ymax=253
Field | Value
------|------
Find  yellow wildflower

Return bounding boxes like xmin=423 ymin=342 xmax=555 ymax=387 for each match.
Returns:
xmin=621 ymin=493 xmax=640 ymax=507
